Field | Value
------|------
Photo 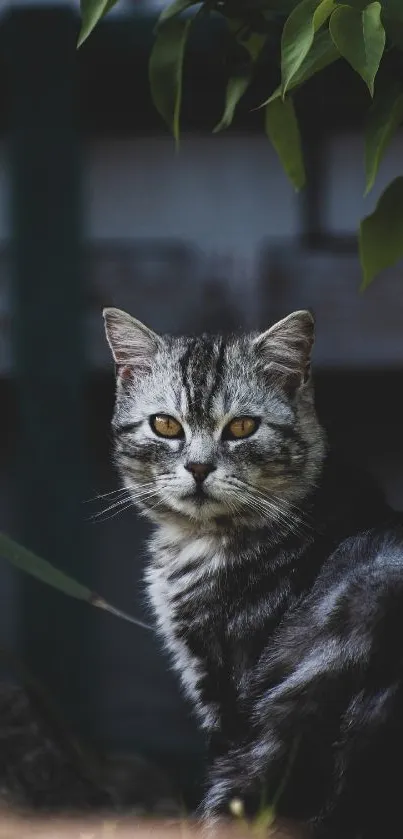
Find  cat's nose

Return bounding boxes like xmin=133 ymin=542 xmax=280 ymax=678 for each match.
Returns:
xmin=185 ymin=462 xmax=216 ymax=483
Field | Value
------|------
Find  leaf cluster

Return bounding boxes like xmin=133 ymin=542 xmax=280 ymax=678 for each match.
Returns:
xmin=79 ymin=0 xmax=403 ymax=285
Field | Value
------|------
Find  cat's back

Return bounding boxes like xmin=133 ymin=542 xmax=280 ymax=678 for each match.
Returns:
xmin=306 ymin=515 xmax=403 ymax=667
xmin=318 ymin=515 xmax=403 ymax=599
xmin=251 ymin=516 xmax=403 ymax=738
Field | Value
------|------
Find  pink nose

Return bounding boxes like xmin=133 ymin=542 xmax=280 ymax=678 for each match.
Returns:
xmin=185 ymin=462 xmax=216 ymax=483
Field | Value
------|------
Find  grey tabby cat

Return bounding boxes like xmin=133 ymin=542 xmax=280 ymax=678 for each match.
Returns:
xmin=104 ymin=306 xmax=403 ymax=839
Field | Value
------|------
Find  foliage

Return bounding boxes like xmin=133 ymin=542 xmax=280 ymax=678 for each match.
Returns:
xmin=0 ymin=532 xmax=150 ymax=630
xmin=79 ymin=0 xmax=403 ymax=286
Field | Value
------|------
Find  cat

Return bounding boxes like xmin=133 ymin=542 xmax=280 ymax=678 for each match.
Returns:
xmin=104 ymin=306 xmax=403 ymax=839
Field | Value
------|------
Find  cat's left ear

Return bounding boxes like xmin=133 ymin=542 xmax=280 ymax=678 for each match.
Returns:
xmin=253 ymin=310 xmax=314 ymax=389
xmin=103 ymin=308 xmax=161 ymax=376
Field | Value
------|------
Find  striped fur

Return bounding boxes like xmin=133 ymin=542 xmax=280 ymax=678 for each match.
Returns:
xmin=104 ymin=308 xmax=403 ymax=839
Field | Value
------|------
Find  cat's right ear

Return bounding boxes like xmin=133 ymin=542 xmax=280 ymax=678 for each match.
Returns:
xmin=253 ymin=310 xmax=314 ymax=390
xmin=103 ymin=308 xmax=161 ymax=377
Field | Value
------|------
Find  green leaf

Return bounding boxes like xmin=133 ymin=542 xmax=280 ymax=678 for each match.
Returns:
xmin=281 ymin=0 xmax=334 ymax=96
xmin=240 ymin=31 xmax=267 ymax=60
xmin=295 ymin=28 xmax=339 ymax=84
xmin=265 ymin=96 xmax=306 ymax=190
xmin=333 ymin=0 xmax=369 ymax=8
xmin=0 ymin=531 xmax=150 ymax=630
xmin=156 ymin=0 xmax=197 ymax=29
xmin=104 ymin=0 xmax=118 ymax=14
xmin=78 ymin=0 xmax=118 ymax=47
xmin=214 ymin=76 xmax=252 ymax=132
xmin=0 ymin=532 xmax=92 ymax=601
xmin=225 ymin=20 xmax=267 ymax=61
xmin=362 ymin=3 xmax=386 ymax=94
xmin=261 ymin=29 xmax=339 ymax=106
xmin=227 ymin=18 xmax=267 ymax=61
xmin=149 ymin=18 xmax=191 ymax=147
xmin=281 ymin=0 xmax=317 ymax=96
xmin=313 ymin=0 xmax=335 ymax=28
xmin=253 ymin=806 xmax=276 ymax=833
xmin=359 ymin=176 xmax=403 ymax=288
xmin=329 ymin=2 xmax=385 ymax=96
xmin=365 ymin=82 xmax=403 ymax=194
xmin=214 ymin=27 xmax=266 ymax=133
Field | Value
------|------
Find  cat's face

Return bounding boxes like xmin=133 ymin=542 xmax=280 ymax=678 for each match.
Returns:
xmin=104 ymin=308 xmax=326 ymax=527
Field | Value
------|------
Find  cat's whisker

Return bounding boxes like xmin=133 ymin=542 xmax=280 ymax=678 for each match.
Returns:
xmin=83 ymin=487 xmax=129 ymax=504
xmin=89 ymin=488 xmax=158 ymax=521
xmin=229 ymin=477 xmax=313 ymax=536
xmin=89 ymin=497 xmax=131 ymax=520
xmin=147 ymin=498 xmax=163 ymax=513
xmin=235 ymin=496 xmax=286 ymax=540
xmin=235 ymin=489 xmax=282 ymax=522
xmin=91 ymin=501 xmax=137 ymax=523
xmin=84 ymin=481 xmax=157 ymax=504
xmin=232 ymin=485 xmax=307 ymax=538
xmin=225 ymin=479 xmax=279 ymax=515
xmin=90 ymin=496 xmax=160 ymax=523
xmin=261 ymin=497 xmax=312 ymax=536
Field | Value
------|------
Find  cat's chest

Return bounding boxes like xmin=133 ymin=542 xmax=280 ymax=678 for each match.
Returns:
xmin=145 ymin=527 xmax=228 ymax=727
xmin=145 ymin=525 xmax=299 ymax=729
xmin=146 ymin=528 xmax=227 ymax=634
xmin=146 ymin=526 xmax=292 ymax=648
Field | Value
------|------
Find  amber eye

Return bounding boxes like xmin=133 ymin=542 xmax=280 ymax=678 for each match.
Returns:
xmin=150 ymin=414 xmax=184 ymax=439
xmin=222 ymin=416 xmax=259 ymax=441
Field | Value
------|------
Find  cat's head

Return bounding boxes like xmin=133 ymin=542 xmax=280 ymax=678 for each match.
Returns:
xmin=103 ymin=308 xmax=326 ymax=529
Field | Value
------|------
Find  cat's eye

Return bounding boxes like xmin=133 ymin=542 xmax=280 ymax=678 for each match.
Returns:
xmin=150 ymin=414 xmax=184 ymax=439
xmin=222 ymin=416 xmax=259 ymax=441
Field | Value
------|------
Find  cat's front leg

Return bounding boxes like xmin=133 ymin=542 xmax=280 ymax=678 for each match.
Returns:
xmin=200 ymin=752 xmax=248 ymax=820
xmin=200 ymin=669 xmax=317 ymax=822
xmin=201 ymin=734 xmax=281 ymax=821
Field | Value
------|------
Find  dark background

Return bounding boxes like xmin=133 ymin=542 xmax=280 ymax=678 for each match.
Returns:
xmin=0 ymin=0 xmax=403 ymax=803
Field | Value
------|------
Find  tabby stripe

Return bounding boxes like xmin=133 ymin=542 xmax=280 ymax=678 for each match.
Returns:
xmin=179 ymin=340 xmax=196 ymax=411
xmin=206 ymin=338 xmax=226 ymax=411
xmin=115 ymin=421 xmax=142 ymax=434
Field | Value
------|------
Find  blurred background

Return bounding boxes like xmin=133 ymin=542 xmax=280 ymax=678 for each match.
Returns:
xmin=0 ymin=0 xmax=403 ymax=807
